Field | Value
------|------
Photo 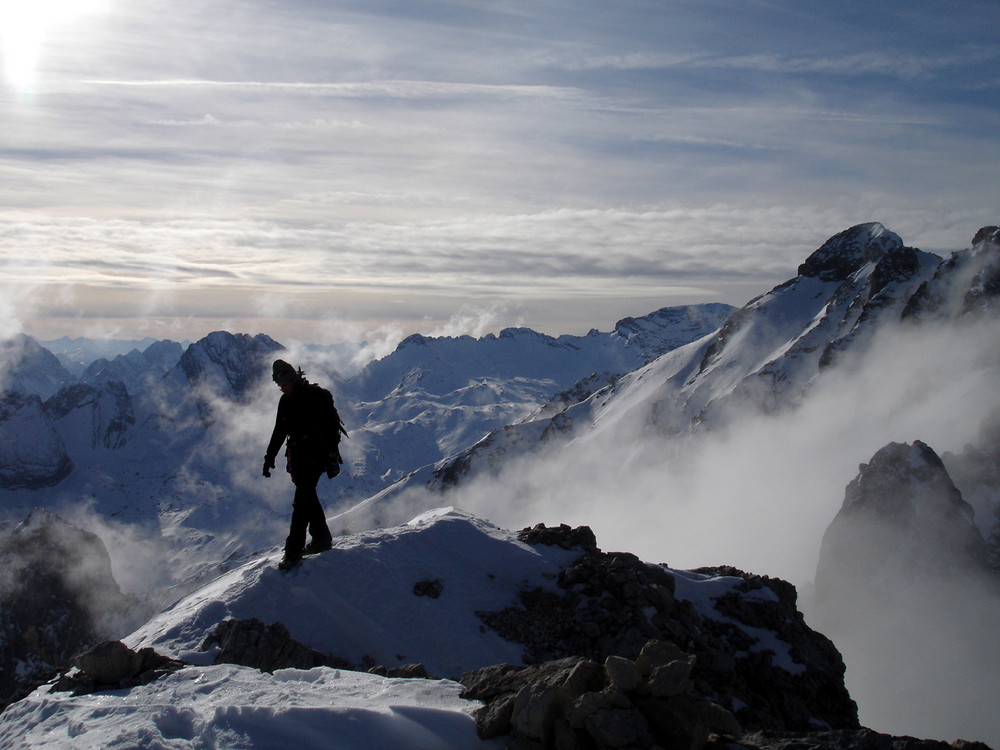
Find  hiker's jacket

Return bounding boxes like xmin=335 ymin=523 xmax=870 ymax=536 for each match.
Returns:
xmin=265 ymin=382 xmax=340 ymax=476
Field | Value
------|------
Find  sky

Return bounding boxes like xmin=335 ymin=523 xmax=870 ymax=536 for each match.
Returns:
xmin=1 ymin=0 xmax=998 ymax=345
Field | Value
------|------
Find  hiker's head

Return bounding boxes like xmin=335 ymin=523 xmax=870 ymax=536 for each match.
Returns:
xmin=272 ymin=359 xmax=301 ymax=391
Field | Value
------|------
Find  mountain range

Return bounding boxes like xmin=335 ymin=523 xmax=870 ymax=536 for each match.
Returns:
xmin=0 ymin=222 xmax=998 ymax=749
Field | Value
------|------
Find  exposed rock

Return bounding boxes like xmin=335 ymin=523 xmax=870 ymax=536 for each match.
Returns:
xmin=366 ymin=662 xmax=433 ymax=679
xmin=460 ymin=641 xmax=737 ymax=750
xmin=649 ymin=657 xmax=694 ymax=698
xmin=44 ymin=381 xmax=136 ymax=449
xmin=797 ymin=223 xmax=903 ymax=282
xmin=604 ymin=655 xmax=641 ymax=694
xmin=0 ymin=509 xmax=138 ymax=708
xmin=51 ymin=642 xmax=184 ymax=696
xmin=177 ymin=332 xmax=283 ymax=420
xmin=903 ymin=226 xmax=1000 ymax=320
xmin=816 ymin=440 xmax=991 ymax=602
xmin=413 ymin=578 xmax=443 ymax=598
xmin=477 ymin=524 xmax=857 ymax=734
xmin=71 ymin=640 xmax=145 ymax=684
xmin=201 ymin=617 xmax=352 ymax=673
xmin=517 ymin=522 xmax=599 ymax=552
xmin=812 ymin=441 xmax=1000 ymax=749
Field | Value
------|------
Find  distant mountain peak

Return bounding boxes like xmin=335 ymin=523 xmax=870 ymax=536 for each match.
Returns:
xmin=797 ymin=222 xmax=903 ymax=282
xmin=971 ymin=225 xmax=999 ymax=249
xmin=178 ymin=331 xmax=282 ymax=400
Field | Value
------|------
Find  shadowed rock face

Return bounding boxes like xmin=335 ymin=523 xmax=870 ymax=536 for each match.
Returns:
xmin=476 ymin=524 xmax=858 ymax=735
xmin=0 ymin=392 xmax=73 ymax=489
xmin=797 ymin=223 xmax=904 ymax=282
xmin=0 ymin=510 xmax=137 ymax=708
xmin=904 ymin=226 xmax=1000 ymax=320
xmin=816 ymin=440 xmax=991 ymax=602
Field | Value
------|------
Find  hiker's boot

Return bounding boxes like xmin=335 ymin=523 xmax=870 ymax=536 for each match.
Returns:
xmin=303 ymin=539 xmax=333 ymax=555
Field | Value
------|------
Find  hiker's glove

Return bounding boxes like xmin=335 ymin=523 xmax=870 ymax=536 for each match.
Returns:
xmin=326 ymin=449 xmax=342 ymax=479
xmin=262 ymin=457 xmax=275 ymax=478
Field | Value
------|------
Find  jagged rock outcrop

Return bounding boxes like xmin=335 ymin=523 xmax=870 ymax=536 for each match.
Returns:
xmin=44 ymin=381 xmax=136 ymax=450
xmin=0 ymin=510 xmax=138 ymax=708
xmin=812 ymin=441 xmax=1000 ymax=748
xmin=904 ymin=226 xmax=1000 ymax=320
xmin=816 ymin=440 xmax=991 ymax=602
xmin=476 ymin=524 xmax=857 ymax=734
xmin=200 ymin=618 xmax=352 ymax=673
xmin=0 ymin=392 xmax=73 ymax=489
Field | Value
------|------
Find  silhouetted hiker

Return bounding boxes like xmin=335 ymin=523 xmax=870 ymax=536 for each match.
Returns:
xmin=263 ymin=359 xmax=346 ymax=570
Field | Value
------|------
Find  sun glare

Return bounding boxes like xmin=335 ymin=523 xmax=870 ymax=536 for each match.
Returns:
xmin=0 ymin=0 xmax=106 ymax=90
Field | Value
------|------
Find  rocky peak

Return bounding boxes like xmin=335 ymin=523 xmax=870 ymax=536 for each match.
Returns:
xmin=396 ymin=332 xmax=431 ymax=350
xmin=178 ymin=331 xmax=282 ymax=400
xmin=843 ymin=441 xmax=967 ymax=521
xmin=971 ymin=225 xmax=999 ymax=248
xmin=816 ymin=441 xmax=991 ymax=599
xmin=797 ymin=222 xmax=903 ymax=282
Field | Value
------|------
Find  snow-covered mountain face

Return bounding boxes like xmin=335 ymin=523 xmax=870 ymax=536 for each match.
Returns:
xmin=332 ymin=304 xmax=734 ymax=498
xmin=0 ymin=305 xmax=734 ymax=602
xmin=381 ymin=224 xmax=1000 ymax=558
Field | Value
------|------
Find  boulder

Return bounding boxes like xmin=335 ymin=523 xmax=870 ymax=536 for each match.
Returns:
xmin=461 ymin=640 xmax=738 ymax=750
xmin=201 ymin=618 xmax=351 ymax=673
xmin=71 ymin=640 xmax=143 ymax=684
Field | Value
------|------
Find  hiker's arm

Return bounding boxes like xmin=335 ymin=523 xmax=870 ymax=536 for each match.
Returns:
xmin=263 ymin=398 xmax=289 ymax=475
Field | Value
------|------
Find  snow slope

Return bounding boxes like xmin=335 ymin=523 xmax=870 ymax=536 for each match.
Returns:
xmin=0 ymin=507 xmax=839 ymax=749
xmin=0 ymin=664 xmax=493 ymax=750
xmin=126 ymin=508 xmax=582 ymax=678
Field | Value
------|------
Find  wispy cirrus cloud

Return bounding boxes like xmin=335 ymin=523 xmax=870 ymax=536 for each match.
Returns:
xmin=1 ymin=0 xmax=997 ymax=342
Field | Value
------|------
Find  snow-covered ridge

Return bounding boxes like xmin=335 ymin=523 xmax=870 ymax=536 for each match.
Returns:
xmin=2 ymin=508 xmax=859 ymax=749
xmin=392 ymin=222 xmax=994 ymax=509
